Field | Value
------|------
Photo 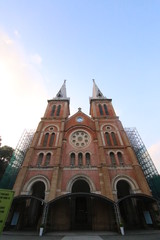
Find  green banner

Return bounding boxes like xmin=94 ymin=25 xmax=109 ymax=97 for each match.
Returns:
xmin=0 ymin=189 xmax=14 ymax=235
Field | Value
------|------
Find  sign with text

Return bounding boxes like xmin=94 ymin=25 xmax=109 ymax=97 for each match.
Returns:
xmin=0 ymin=189 xmax=14 ymax=234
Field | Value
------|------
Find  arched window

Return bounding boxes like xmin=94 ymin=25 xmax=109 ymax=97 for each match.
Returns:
xmin=49 ymin=133 xmax=55 ymax=147
xmin=110 ymin=152 xmax=116 ymax=166
xmin=78 ymin=153 xmax=83 ymax=166
xmin=104 ymin=104 xmax=109 ymax=115
xmin=70 ymin=153 xmax=75 ymax=166
xmin=43 ymin=133 xmax=49 ymax=146
xmin=37 ymin=153 xmax=43 ymax=166
xmin=51 ymin=105 xmax=56 ymax=116
xmin=117 ymin=152 xmax=124 ymax=166
xmin=86 ymin=153 xmax=90 ymax=165
xmin=56 ymin=105 xmax=61 ymax=116
xmin=105 ymin=132 xmax=111 ymax=146
xmin=44 ymin=153 xmax=51 ymax=166
xmin=98 ymin=104 xmax=104 ymax=115
xmin=111 ymin=132 xmax=118 ymax=145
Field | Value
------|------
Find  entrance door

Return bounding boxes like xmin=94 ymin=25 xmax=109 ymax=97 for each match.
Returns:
xmin=71 ymin=179 xmax=92 ymax=230
xmin=72 ymin=196 xmax=92 ymax=230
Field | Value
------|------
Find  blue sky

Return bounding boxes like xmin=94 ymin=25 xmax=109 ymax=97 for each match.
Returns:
xmin=0 ymin=0 xmax=160 ymax=172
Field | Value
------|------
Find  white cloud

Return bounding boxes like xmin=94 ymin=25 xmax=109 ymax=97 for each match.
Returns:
xmin=0 ymin=29 xmax=48 ymax=148
xmin=14 ymin=29 xmax=21 ymax=38
xmin=1 ymin=33 xmax=13 ymax=45
xmin=148 ymin=142 xmax=160 ymax=174
xmin=31 ymin=53 xmax=42 ymax=65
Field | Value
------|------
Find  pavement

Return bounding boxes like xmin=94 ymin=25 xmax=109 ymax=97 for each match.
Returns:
xmin=1 ymin=230 xmax=160 ymax=240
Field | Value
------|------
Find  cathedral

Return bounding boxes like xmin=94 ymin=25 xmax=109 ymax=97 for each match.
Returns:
xmin=7 ymin=80 xmax=160 ymax=232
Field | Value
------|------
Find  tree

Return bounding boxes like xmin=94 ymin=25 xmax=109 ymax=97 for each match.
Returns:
xmin=0 ymin=145 xmax=14 ymax=180
xmin=148 ymin=175 xmax=160 ymax=201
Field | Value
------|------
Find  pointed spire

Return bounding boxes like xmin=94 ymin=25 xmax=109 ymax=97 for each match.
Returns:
xmin=92 ymin=79 xmax=106 ymax=99
xmin=54 ymin=80 xmax=68 ymax=99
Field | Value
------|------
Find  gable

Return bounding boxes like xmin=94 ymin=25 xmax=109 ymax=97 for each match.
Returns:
xmin=65 ymin=110 xmax=95 ymax=132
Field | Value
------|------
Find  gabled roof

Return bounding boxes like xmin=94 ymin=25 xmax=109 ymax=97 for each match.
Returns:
xmin=68 ymin=107 xmax=92 ymax=121
xmin=65 ymin=107 xmax=95 ymax=131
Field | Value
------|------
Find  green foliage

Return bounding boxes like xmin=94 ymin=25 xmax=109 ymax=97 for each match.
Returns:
xmin=0 ymin=145 xmax=14 ymax=180
xmin=0 ymin=146 xmax=14 ymax=160
xmin=149 ymin=175 xmax=160 ymax=198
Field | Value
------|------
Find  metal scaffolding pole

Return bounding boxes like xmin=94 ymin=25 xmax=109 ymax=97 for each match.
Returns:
xmin=0 ymin=129 xmax=35 ymax=189
xmin=125 ymin=127 xmax=160 ymax=202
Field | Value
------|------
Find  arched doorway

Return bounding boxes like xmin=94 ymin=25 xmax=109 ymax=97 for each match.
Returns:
xmin=71 ymin=179 xmax=91 ymax=230
xmin=6 ymin=181 xmax=45 ymax=231
xmin=47 ymin=193 xmax=116 ymax=232
xmin=118 ymin=194 xmax=160 ymax=230
xmin=31 ymin=181 xmax=45 ymax=199
xmin=116 ymin=180 xmax=160 ymax=230
xmin=117 ymin=180 xmax=131 ymax=199
xmin=72 ymin=179 xmax=90 ymax=193
xmin=27 ymin=181 xmax=45 ymax=227
xmin=116 ymin=179 xmax=137 ymax=229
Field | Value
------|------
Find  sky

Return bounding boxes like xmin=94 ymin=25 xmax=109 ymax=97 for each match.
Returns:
xmin=0 ymin=0 xmax=160 ymax=172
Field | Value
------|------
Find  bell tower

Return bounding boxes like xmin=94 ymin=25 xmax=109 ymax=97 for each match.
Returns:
xmin=90 ymin=79 xmax=116 ymax=119
xmin=89 ymin=79 xmax=151 ymax=200
xmin=13 ymin=80 xmax=70 ymax=200
xmin=44 ymin=80 xmax=70 ymax=120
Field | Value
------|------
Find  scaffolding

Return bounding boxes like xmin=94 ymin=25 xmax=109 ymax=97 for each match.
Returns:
xmin=0 ymin=129 xmax=35 ymax=189
xmin=125 ymin=127 xmax=160 ymax=202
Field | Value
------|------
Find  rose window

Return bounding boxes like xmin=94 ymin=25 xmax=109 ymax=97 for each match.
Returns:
xmin=70 ymin=131 xmax=91 ymax=148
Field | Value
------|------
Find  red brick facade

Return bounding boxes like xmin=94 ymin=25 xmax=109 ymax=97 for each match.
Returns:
xmin=11 ymin=81 xmax=159 ymax=232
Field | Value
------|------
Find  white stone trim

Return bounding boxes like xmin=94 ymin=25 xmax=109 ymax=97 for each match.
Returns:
xmin=21 ymin=175 xmax=50 ymax=201
xmin=100 ymin=123 xmax=123 ymax=146
xmin=112 ymin=174 xmax=141 ymax=197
